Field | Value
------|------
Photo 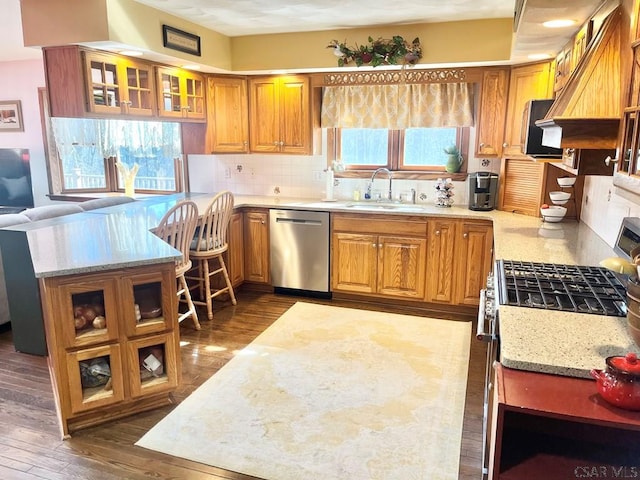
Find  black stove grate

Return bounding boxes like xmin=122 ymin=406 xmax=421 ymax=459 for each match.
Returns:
xmin=499 ymin=260 xmax=628 ymax=317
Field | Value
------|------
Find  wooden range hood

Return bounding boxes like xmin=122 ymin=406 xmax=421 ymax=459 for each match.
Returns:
xmin=536 ymin=6 xmax=622 ymax=149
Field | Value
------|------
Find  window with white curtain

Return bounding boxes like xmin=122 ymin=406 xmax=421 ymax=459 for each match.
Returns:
xmin=49 ymin=117 xmax=182 ymax=194
xmin=322 ymin=83 xmax=473 ymax=172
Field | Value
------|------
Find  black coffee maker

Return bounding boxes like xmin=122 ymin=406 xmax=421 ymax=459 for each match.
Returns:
xmin=468 ymin=172 xmax=499 ymax=211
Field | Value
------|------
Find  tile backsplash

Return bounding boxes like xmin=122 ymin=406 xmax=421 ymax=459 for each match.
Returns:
xmin=187 ymin=153 xmax=486 ymax=207
xmin=187 ymin=126 xmax=501 ymax=208
xmin=580 ymin=175 xmax=640 ymax=247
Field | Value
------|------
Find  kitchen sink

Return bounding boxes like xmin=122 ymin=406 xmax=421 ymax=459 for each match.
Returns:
xmin=344 ymin=203 xmax=424 ymax=212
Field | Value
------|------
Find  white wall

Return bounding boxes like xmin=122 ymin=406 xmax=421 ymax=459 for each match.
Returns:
xmin=0 ymin=58 xmax=49 ymax=206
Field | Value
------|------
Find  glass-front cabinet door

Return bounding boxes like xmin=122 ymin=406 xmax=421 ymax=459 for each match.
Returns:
xmin=127 ymin=333 xmax=179 ymax=398
xmin=157 ymin=66 xmax=205 ymax=121
xmin=121 ymin=268 xmax=176 ymax=337
xmin=85 ymin=52 xmax=122 ymax=115
xmin=83 ymin=51 xmax=156 ymax=116
xmin=66 ymin=344 xmax=125 ymax=414
xmin=56 ymin=276 xmax=120 ymax=349
xmin=123 ymin=61 xmax=155 ymax=116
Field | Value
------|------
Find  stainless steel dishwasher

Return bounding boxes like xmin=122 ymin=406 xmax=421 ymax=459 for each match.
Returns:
xmin=269 ymin=209 xmax=330 ymax=295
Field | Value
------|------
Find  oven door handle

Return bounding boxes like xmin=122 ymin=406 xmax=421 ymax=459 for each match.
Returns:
xmin=476 ymin=289 xmax=494 ymax=342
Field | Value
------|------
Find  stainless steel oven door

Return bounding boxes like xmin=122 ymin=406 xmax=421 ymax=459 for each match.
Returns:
xmin=476 ymin=288 xmax=499 ymax=480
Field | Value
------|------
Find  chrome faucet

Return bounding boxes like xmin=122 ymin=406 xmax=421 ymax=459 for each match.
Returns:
xmin=367 ymin=167 xmax=393 ymax=201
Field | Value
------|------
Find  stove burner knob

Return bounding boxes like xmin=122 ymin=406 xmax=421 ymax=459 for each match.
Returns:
xmin=486 ymin=289 xmax=495 ymax=300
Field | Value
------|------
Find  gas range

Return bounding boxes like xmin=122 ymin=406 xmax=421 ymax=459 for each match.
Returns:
xmin=496 ymin=259 xmax=627 ymax=317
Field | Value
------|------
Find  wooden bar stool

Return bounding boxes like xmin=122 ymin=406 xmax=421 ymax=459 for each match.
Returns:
xmin=187 ymin=191 xmax=237 ymax=320
xmin=154 ymin=200 xmax=201 ymax=330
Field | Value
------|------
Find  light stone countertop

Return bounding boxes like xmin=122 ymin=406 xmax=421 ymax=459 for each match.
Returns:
xmin=6 ymin=192 xmax=633 ymax=377
xmin=16 ymin=211 xmax=182 ymax=278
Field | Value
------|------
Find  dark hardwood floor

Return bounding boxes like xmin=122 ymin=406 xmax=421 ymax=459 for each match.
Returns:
xmin=0 ymin=291 xmax=486 ymax=479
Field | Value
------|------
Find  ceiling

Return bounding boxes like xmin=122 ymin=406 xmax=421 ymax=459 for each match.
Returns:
xmin=3 ymin=0 xmax=607 ymax=67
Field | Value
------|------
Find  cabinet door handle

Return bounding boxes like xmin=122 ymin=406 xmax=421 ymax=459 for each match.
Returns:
xmin=372 ymin=243 xmax=377 ymax=248
xmin=274 ymin=141 xmax=279 ymax=146
xmin=435 ymin=230 xmax=440 ymax=236
xmin=463 ymin=233 xmax=468 ymax=238
xmin=479 ymin=142 xmax=485 ymax=148
xmin=502 ymin=142 xmax=508 ymax=148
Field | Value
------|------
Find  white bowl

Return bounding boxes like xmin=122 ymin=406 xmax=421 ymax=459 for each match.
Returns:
xmin=540 ymin=205 xmax=567 ymax=222
xmin=557 ymin=177 xmax=576 ymax=187
xmin=549 ymin=191 xmax=571 ymax=205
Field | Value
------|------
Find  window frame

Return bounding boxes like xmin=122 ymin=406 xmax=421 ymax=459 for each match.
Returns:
xmin=39 ymin=88 xmax=184 ymax=197
xmin=331 ymin=126 xmax=470 ymax=175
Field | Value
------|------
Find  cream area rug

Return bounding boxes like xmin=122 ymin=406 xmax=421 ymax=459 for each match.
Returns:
xmin=136 ymin=302 xmax=471 ymax=480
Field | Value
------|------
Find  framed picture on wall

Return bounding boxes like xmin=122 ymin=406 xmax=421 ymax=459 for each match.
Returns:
xmin=0 ymin=100 xmax=24 ymax=132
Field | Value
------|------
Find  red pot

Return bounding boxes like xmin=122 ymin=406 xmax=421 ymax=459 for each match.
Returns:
xmin=590 ymin=352 xmax=640 ymax=411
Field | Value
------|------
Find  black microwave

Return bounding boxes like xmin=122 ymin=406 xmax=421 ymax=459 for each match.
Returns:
xmin=521 ymin=99 xmax=563 ymax=158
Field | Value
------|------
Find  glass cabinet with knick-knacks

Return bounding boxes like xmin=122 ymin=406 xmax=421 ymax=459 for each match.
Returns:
xmin=83 ymin=51 xmax=157 ymax=117
xmin=156 ymin=66 xmax=206 ymax=121
xmin=39 ymin=263 xmax=181 ymax=438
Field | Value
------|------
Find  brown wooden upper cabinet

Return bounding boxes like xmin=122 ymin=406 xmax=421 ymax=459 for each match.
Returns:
xmin=553 ymin=46 xmax=573 ymax=93
xmin=43 ymin=46 xmax=204 ymax=122
xmin=83 ymin=50 xmax=156 ymax=117
xmin=475 ymin=68 xmax=509 ymax=157
xmin=156 ymin=67 xmax=206 ymax=121
xmin=475 ymin=62 xmax=554 ymax=159
xmin=248 ymin=75 xmax=312 ymax=154
xmin=206 ymin=76 xmax=249 ymax=153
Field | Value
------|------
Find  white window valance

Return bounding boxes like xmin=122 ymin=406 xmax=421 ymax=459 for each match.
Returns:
xmin=51 ymin=118 xmax=182 ymax=160
xmin=321 ymin=83 xmax=474 ymax=129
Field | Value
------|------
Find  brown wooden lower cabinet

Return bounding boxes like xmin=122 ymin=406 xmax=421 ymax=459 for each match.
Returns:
xmin=236 ymin=209 xmax=492 ymax=307
xmin=211 ymin=210 xmax=244 ymax=290
xmin=243 ymin=208 xmax=270 ymax=284
xmin=490 ymin=363 xmax=640 ymax=479
xmin=426 ymin=218 xmax=493 ymax=306
xmin=39 ymin=263 xmax=181 ymax=438
xmin=331 ymin=214 xmax=427 ymax=300
xmin=227 ymin=211 xmax=245 ymax=286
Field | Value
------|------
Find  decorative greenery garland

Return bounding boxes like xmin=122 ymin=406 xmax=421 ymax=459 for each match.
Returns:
xmin=327 ymin=36 xmax=423 ymax=67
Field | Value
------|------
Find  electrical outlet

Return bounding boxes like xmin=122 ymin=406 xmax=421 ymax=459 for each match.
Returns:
xmin=224 ymin=167 xmax=231 ymax=179
xmin=313 ymin=170 xmax=323 ymax=182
